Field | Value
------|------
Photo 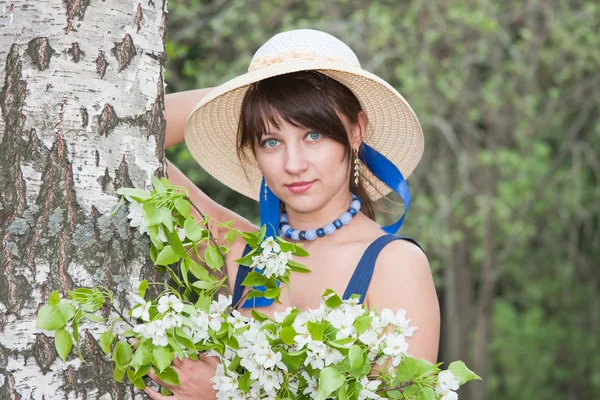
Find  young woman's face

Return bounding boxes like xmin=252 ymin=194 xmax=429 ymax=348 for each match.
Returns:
xmin=254 ymin=118 xmax=353 ymax=214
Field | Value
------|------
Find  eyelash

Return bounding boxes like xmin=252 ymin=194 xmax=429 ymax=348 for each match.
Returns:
xmin=260 ymin=132 xmax=322 ymax=148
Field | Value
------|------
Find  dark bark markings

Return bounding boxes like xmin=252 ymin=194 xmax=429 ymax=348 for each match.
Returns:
xmin=112 ymin=34 xmax=137 ymax=73
xmin=25 ymin=38 xmax=55 ymax=71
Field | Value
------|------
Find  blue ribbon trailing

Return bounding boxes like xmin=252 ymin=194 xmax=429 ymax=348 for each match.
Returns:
xmin=241 ymin=144 xmax=411 ymax=308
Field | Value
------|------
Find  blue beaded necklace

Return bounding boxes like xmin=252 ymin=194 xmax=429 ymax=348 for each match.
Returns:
xmin=279 ymin=194 xmax=362 ymax=241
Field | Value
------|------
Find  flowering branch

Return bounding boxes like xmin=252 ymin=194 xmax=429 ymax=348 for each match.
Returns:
xmin=185 ymin=196 xmax=230 ymax=297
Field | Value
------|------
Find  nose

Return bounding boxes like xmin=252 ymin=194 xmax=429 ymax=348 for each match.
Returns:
xmin=283 ymin=144 xmax=309 ymax=176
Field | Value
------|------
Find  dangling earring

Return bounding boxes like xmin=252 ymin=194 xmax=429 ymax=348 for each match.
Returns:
xmin=353 ymin=148 xmax=361 ymax=186
xmin=264 ymin=181 xmax=268 ymax=201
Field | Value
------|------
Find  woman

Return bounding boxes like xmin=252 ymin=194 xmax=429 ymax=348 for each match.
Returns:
xmin=144 ymin=29 xmax=440 ymax=400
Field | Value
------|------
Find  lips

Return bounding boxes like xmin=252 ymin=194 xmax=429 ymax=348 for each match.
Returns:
xmin=286 ymin=180 xmax=315 ymax=194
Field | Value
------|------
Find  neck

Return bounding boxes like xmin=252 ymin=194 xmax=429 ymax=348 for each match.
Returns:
xmin=284 ymin=190 xmax=353 ymax=232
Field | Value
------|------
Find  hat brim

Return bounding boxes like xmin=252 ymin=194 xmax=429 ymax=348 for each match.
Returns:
xmin=183 ymin=60 xmax=424 ymax=202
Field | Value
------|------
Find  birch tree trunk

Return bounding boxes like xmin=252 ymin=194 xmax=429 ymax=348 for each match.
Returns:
xmin=0 ymin=1 xmax=168 ymax=398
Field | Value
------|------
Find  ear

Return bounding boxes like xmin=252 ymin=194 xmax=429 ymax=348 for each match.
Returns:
xmin=350 ymin=111 xmax=367 ymax=149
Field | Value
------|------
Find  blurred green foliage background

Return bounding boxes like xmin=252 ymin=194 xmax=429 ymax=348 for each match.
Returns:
xmin=164 ymin=1 xmax=600 ymax=399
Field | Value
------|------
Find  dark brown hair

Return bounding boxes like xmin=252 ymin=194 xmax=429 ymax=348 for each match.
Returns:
xmin=236 ymin=71 xmax=376 ymax=220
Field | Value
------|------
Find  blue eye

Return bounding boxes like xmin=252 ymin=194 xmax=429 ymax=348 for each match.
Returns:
xmin=307 ymin=132 xmax=321 ymax=141
xmin=262 ymin=138 xmax=279 ymax=148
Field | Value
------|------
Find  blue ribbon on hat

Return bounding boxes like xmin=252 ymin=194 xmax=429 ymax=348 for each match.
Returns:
xmin=241 ymin=143 xmax=411 ymax=308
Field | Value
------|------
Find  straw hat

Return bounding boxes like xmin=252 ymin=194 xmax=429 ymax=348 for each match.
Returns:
xmin=184 ymin=29 xmax=424 ymax=202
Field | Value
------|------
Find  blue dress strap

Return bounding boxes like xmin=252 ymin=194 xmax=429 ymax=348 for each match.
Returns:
xmin=232 ymin=244 xmax=253 ymax=307
xmin=342 ymin=235 xmax=423 ymax=304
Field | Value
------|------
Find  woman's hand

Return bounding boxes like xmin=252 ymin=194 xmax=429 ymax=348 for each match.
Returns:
xmin=144 ymin=354 xmax=219 ymax=400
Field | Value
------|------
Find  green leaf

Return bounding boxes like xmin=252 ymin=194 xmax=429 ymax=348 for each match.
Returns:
xmin=247 ymin=290 xmax=265 ymax=300
xmin=348 ymin=345 xmax=363 ymax=371
xmin=183 ymin=218 xmax=203 ymax=242
xmin=225 ymin=230 xmax=238 ymax=245
xmin=338 ymin=382 xmax=348 ymax=400
xmin=114 ymin=365 xmax=126 ymax=382
xmin=83 ymin=312 xmax=104 ymax=322
xmin=258 ymin=225 xmax=266 ymax=242
xmin=55 ymin=329 xmax=73 ymax=361
xmin=156 ymin=246 xmax=180 ymax=266
xmin=394 ymin=357 xmax=418 ymax=383
xmin=142 ymin=202 xmax=162 ymax=226
xmin=241 ymin=271 xmax=266 ymax=287
xmin=325 ymin=293 xmax=343 ymax=309
xmin=291 ymin=244 xmax=309 ymax=257
xmin=191 ymin=280 xmax=215 ymax=290
xmin=264 ymin=287 xmax=280 ymax=299
xmin=36 ymin=304 xmax=66 ymax=331
xmin=195 ymin=294 xmax=211 ymax=311
xmin=280 ymin=349 xmax=305 ymax=373
xmin=316 ymin=366 xmax=345 ymax=400
xmin=281 ymin=308 xmax=299 ymax=327
xmin=307 ymin=321 xmax=329 ymax=341
xmin=138 ymin=280 xmax=148 ymax=298
xmin=131 ymin=342 xmax=151 ymax=369
xmin=204 ymin=245 xmax=223 ymax=270
xmin=57 ymin=302 xmax=76 ymax=322
xmin=127 ymin=368 xmax=146 ymax=390
xmin=112 ymin=341 xmax=133 ymax=370
xmin=174 ymin=198 xmax=191 ymax=218
xmin=415 ymin=358 xmax=435 ymax=375
xmin=175 ymin=328 xmax=196 ymax=350
xmin=416 ymin=387 xmax=436 ymax=400
xmin=72 ymin=312 xmax=80 ymax=342
xmin=448 ymin=361 xmax=481 ymax=384
xmin=169 ymin=229 xmax=187 ymax=259
xmin=187 ymin=259 xmax=209 ymax=280
xmin=152 ymin=175 xmax=166 ymax=193
xmin=49 ymin=290 xmax=61 ymax=306
xmin=116 ymin=187 xmax=151 ymax=201
xmin=155 ymin=366 xmax=180 ymax=386
xmin=287 ymin=259 xmax=311 ymax=273
xmin=251 ymin=309 xmax=271 ymax=322
xmin=280 ymin=326 xmax=296 ymax=345
xmin=100 ymin=330 xmax=116 ymax=356
xmin=160 ymin=207 xmax=173 ymax=232
xmin=152 ymin=347 xmax=174 ymax=373
xmin=353 ymin=315 xmax=372 ymax=335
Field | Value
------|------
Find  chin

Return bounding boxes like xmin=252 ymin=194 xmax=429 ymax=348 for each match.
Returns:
xmin=277 ymin=191 xmax=323 ymax=214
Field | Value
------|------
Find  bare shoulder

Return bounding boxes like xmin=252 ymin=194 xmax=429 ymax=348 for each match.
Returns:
xmin=376 ymin=238 xmax=430 ymax=276
xmin=366 ymin=237 xmax=440 ymax=362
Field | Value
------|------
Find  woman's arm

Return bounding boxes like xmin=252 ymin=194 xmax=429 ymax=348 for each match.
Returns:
xmin=166 ymin=160 xmax=258 ymax=241
xmin=164 ymin=89 xmax=258 ymax=241
xmin=164 ymin=88 xmax=215 ymax=149
xmin=366 ymin=240 xmax=441 ymax=363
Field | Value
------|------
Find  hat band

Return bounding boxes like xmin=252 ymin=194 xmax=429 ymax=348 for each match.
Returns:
xmin=240 ymin=144 xmax=411 ymax=308
xmin=248 ymin=49 xmax=357 ymax=72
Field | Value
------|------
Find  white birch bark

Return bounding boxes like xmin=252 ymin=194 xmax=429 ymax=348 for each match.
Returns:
xmin=0 ymin=1 xmax=168 ymax=398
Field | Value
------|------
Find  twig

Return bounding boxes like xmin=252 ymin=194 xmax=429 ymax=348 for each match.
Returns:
xmin=186 ymin=196 xmax=231 ymax=297
xmin=377 ymin=380 xmax=414 ymax=394
xmin=233 ymin=286 xmax=252 ymax=310
xmin=109 ymin=304 xmax=135 ymax=328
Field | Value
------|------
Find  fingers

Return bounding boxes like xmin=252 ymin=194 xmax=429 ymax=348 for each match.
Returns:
xmin=147 ymin=367 xmax=178 ymax=390
xmin=143 ymin=386 xmax=175 ymax=400
xmin=198 ymin=353 xmax=219 ymax=366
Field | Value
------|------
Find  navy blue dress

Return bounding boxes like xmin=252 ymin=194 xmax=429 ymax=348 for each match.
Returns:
xmin=231 ymin=234 xmax=423 ymax=307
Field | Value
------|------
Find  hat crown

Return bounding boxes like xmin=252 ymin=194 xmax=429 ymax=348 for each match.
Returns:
xmin=250 ymin=29 xmax=361 ymax=68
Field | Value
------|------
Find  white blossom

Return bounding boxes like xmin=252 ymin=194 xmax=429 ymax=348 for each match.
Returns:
xmin=210 ymin=294 xmax=232 ymax=314
xmin=157 ymin=294 xmax=184 ymax=314
xmin=436 ymin=370 xmax=460 ymax=395
xmin=126 ymin=201 xmax=147 ymax=234
xmin=130 ymin=294 xmax=151 ymax=321
xmin=359 ymin=376 xmax=382 ymax=400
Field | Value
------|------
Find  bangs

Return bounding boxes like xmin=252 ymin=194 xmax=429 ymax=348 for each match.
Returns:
xmin=237 ymin=71 xmax=355 ymax=160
